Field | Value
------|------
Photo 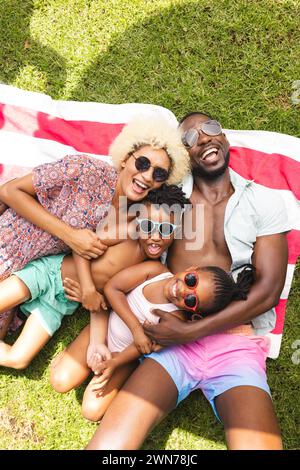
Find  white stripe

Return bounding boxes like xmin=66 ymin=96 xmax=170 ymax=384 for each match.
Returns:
xmin=252 ymin=182 xmax=300 ymax=230
xmin=279 ymin=190 xmax=300 ymax=230
xmin=280 ymin=264 xmax=296 ymax=300
xmin=0 ymin=84 xmax=177 ymax=124
xmin=266 ymin=333 xmax=282 ymax=359
xmin=225 ymin=129 xmax=300 ymax=163
xmin=0 ymin=130 xmax=112 ymax=168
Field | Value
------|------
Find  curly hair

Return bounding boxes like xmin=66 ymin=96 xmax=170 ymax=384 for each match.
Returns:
xmin=144 ymin=184 xmax=190 ymax=209
xmin=109 ymin=116 xmax=190 ymax=185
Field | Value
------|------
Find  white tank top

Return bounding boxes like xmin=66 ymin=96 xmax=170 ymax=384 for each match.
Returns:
xmin=107 ymin=271 xmax=177 ymax=353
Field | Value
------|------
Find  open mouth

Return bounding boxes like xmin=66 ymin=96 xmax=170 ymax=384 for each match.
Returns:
xmin=132 ymin=178 xmax=149 ymax=194
xmin=200 ymin=146 xmax=220 ymax=163
xmin=147 ymin=243 xmax=162 ymax=256
xmin=170 ymin=279 xmax=178 ymax=299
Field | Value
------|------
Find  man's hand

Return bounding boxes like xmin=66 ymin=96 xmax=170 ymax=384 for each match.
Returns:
xmin=143 ymin=309 xmax=194 ymax=346
xmin=66 ymin=228 xmax=108 ymax=259
xmin=132 ymin=326 xmax=154 ymax=355
xmin=87 ymin=343 xmax=112 ymax=374
xmin=82 ymin=288 xmax=107 ymax=312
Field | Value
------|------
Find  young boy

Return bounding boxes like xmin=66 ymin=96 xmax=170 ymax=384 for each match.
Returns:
xmin=0 ymin=185 xmax=189 ymax=371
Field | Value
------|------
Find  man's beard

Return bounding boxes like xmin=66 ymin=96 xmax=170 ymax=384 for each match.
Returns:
xmin=192 ymin=150 xmax=230 ymax=180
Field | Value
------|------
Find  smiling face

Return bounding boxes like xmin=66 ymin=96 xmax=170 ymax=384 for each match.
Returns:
xmin=164 ymin=266 xmax=216 ymax=313
xmin=117 ymin=145 xmax=171 ymax=202
xmin=180 ymin=114 xmax=230 ymax=180
xmin=137 ymin=202 xmax=177 ymax=259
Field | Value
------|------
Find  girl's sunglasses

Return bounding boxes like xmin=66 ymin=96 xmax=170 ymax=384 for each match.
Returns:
xmin=182 ymin=272 xmax=200 ymax=311
xmin=181 ymin=120 xmax=223 ymax=148
xmin=131 ymin=153 xmax=170 ymax=182
xmin=137 ymin=218 xmax=180 ymax=238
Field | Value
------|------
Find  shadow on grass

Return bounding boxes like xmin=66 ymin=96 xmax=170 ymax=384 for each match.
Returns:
xmin=68 ymin=0 xmax=300 ymax=135
xmin=0 ymin=0 xmax=66 ymax=97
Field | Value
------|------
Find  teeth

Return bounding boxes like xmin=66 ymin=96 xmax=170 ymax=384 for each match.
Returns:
xmin=172 ymin=283 xmax=177 ymax=297
xmin=202 ymin=147 xmax=218 ymax=160
xmin=134 ymin=179 xmax=148 ymax=189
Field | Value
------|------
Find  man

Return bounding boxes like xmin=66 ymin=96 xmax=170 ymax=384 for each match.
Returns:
xmin=86 ymin=112 xmax=291 ymax=450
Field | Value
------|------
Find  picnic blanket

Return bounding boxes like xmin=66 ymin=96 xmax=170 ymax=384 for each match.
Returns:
xmin=0 ymin=84 xmax=299 ymax=359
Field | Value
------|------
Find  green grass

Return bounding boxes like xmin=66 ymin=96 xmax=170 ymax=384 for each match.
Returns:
xmin=0 ymin=0 xmax=299 ymax=450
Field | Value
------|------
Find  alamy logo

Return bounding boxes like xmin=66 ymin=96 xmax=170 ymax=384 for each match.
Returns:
xmin=291 ymin=80 xmax=300 ymax=105
xmin=291 ymin=339 xmax=300 ymax=365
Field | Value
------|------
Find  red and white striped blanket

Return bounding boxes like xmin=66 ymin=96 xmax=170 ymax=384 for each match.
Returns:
xmin=0 ymin=84 xmax=299 ymax=358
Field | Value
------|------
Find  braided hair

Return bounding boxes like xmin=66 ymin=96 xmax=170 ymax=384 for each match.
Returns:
xmin=198 ymin=264 xmax=256 ymax=317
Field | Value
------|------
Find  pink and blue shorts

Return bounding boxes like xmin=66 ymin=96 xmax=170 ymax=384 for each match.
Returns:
xmin=147 ymin=333 xmax=271 ymax=421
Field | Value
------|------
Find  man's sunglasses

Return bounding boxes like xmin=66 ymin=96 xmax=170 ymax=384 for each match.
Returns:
xmin=136 ymin=218 xmax=180 ymax=238
xmin=131 ymin=153 xmax=170 ymax=182
xmin=182 ymin=272 xmax=200 ymax=311
xmin=181 ymin=120 xmax=223 ymax=148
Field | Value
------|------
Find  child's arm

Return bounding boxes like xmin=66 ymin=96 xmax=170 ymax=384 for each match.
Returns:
xmin=72 ymin=251 xmax=107 ymax=312
xmin=87 ymin=308 xmax=111 ymax=374
xmin=104 ymin=261 xmax=168 ymax=355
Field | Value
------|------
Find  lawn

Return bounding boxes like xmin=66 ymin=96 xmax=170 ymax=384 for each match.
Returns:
xmin=0 ymin=0 xmax=299 ymax=450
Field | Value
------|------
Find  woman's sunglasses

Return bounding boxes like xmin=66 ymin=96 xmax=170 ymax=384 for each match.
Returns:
xmin=136 ymin=218 xmax=180 ymax=238
xmin=182 ymin=272 xmax=200 ymax=311
xmin=181 ymin=120 xmax=223 ymax=148
xmin=131 ymin=153 xmax=170 ymax=182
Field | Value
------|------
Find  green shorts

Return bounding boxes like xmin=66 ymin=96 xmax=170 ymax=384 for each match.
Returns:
xmin=13 ymin=254 xmax=79 ymax=336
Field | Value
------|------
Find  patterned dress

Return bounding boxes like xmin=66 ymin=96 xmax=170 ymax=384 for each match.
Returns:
xmin=0 ymin=154 xmax=119 ymax=330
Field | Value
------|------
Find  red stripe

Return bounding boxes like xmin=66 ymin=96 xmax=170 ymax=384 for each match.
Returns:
xmin=272 ymin=299 xmax=287 ymax=334
xmin=229 ymin=147 xmax=300 ymax=199
xmin=287 ymin=230 xmax=300 ymax=264
xmin=0 ymin=103 xmax=125 ymax=155
xmin=1 ymin=103 xmax=300 ymax=196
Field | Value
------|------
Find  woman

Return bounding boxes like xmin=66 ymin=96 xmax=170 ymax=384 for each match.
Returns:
xmin=0 ymin=116 xmax=190 ymax=337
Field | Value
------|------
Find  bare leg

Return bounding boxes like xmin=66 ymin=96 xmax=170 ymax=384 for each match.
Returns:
xmin=50 ymin=324 xmax=91 ymax=393
xmin=215 ymin=386 xmax=283 ymax=450
xmin=86 ymin=358 xmax=178 ymax=450
xmin=0 ymin=313 xmax=50 ymax=369
xmin=82 ymin=355 xmax=138 ymax=422
xmin=0 ymin=275 xmax=31 ymax=340
xmin=0 ymin=275 xmax=31 ymax=313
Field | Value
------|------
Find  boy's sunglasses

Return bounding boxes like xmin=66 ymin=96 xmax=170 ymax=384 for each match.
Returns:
xmin=183 ymin=272 xmax=200 ymax=311
xmin=181 ymin=120 xmax=223 ymax=148
xmin=137 ymin=218 xmax=180 ymax=238
xmin=131 ymin=153 xmax=170 ymax=182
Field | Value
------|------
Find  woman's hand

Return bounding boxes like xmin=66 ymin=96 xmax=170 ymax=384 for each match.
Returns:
xmin=132 ymin=327 xmax=154 ymax=355
xmin=66 ymin=228 xmax=108 ymax=259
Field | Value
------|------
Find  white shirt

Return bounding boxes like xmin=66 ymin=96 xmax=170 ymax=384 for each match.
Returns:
xmin=180 ymin=168 xmax=292 ymax=335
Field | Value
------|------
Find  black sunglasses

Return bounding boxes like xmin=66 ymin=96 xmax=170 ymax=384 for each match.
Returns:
xmin=181 ymin=120 xmax=223 ymax=148
xmin=183 ymin=272 xmax=199 ymax=311
xmin=131 ymin=154 xmax=170 ymax=182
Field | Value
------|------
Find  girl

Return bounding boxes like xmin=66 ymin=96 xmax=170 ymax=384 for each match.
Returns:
xmin=0 ymin=116 xmax=189 ymax=337
xmin=60 ymin=260 xmax=255 ymax=422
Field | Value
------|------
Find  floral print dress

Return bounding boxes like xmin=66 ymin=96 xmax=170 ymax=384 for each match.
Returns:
xmin=0 ymin=154 xmax=119 ymax=330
